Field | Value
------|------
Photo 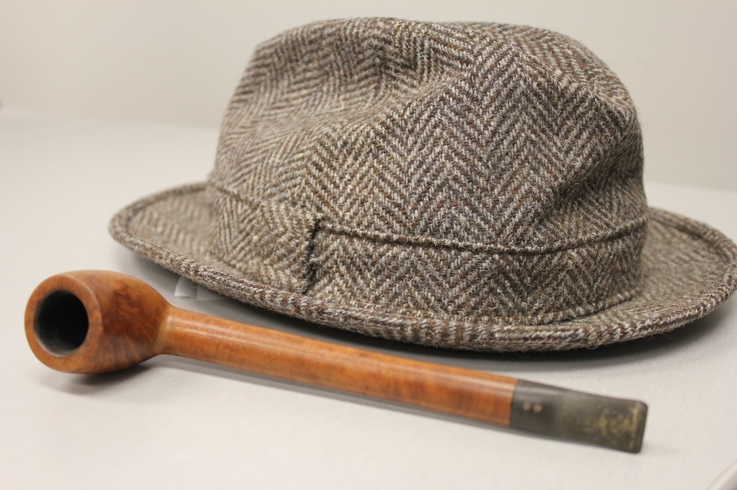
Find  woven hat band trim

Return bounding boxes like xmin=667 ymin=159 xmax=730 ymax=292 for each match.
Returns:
xmin=208 ymin=185 xmax=646 ymax=324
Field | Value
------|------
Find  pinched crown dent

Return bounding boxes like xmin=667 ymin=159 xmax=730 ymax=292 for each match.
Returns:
xmin=210 ymin=18 xmax=646 ymax=247
xmin=205 ymin=18 xmax=648 ymax=323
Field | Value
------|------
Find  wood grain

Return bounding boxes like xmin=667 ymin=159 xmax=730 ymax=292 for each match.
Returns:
xmin=26 ymin=270 xmax=515 ymax=425
xmin=25 ymin=270 xmax=646 ymax=451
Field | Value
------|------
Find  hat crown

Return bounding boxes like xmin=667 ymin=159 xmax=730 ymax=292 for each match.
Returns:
xmin=205 ymin=18 xmax=648 ymax=325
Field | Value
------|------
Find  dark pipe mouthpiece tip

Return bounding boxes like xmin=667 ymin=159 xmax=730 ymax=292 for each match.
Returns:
xmin=510 ymin=381 xmax=648 ymax=453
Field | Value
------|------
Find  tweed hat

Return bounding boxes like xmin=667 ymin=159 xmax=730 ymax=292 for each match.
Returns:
xmin=110 ymin=18 xmax=737 ymax=352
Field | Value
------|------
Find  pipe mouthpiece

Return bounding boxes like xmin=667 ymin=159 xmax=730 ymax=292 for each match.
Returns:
xmin=510 ymin=381 xmax=647 ymax=453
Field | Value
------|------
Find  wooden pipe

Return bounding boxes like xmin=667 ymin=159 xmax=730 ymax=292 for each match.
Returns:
xmin=25 ymin=270 xmax=647 ymax=452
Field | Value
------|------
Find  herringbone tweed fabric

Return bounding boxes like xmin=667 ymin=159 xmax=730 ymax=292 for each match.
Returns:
xmin=110 ymin=18 xmax=737 ymax=351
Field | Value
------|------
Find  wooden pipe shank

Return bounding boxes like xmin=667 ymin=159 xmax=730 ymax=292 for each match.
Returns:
xmin=160 ymin=308 xmax=517 ymax=426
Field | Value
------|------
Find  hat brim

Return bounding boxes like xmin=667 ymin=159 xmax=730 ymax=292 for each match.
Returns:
xmin=110 ymin=183 xmax=737 ymax=352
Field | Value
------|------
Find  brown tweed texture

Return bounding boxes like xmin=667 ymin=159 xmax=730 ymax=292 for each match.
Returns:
xmin=110 ymin=18 xmax=737 ymax=351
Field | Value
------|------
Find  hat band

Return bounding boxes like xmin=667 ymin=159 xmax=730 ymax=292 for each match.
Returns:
xmin=208 ymin=185 xmax=646 ymax=325
xmin=307 ymin=226 xmax=645 ymax=325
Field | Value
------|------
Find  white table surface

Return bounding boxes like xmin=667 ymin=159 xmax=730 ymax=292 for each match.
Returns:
xmin=2 ymin=107 xmax=736 ymax=489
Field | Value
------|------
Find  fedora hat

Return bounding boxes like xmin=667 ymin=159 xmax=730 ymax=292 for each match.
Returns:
xmin=110 ymin=18 xmax=737 ymax=351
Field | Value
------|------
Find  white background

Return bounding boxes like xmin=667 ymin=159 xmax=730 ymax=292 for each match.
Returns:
xmin=1 ymin=0 xmax=736 ymax=190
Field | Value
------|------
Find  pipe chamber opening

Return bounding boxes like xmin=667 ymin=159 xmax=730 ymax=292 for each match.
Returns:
xmin=34 ymin=290 xmax=89 ymax=355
